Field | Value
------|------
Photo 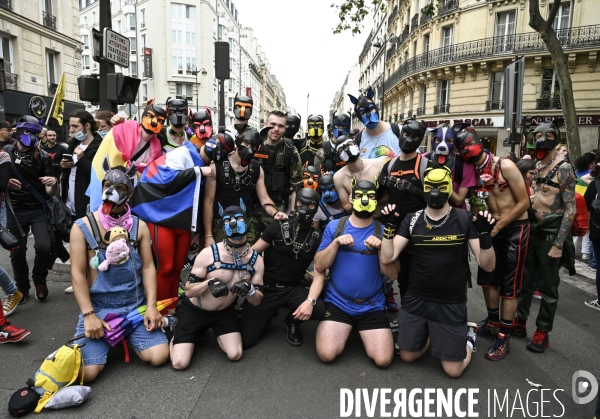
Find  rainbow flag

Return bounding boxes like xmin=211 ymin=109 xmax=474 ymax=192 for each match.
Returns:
xmin=86 ymin=120 xmax=163 ymax=212
xmin=131 ymin=141 xmax=205 ymax=232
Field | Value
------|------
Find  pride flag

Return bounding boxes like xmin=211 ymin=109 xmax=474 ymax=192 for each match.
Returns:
xmin=86 ymin=120 xmax=163 ymax=211
xmin=131 ymin=141 xmax=205 ymax=232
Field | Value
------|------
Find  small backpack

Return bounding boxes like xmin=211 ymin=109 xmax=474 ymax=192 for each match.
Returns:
xmin=27 ymin=335 xmax=86 ymax=413
xmin=572 ymin=192 xmax=588 ymax=237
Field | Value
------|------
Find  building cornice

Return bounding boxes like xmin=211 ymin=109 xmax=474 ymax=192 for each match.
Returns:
xmin=0 ymin=10 xmax=80 ymax=50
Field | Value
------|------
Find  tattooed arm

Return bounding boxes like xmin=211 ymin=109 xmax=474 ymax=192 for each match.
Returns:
xmin=550 ymin=163 xmax=576 ymax=258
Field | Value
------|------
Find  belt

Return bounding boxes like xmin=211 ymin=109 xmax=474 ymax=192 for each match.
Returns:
xmin=264 ymin=281 xmax=297 ymax=291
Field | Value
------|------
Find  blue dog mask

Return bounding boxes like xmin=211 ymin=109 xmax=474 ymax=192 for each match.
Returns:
xmin=332 ymin=113 xmax=351 ymax=139
xmin=319 ymin=174 xmax=339 ymax=204
xmin=221 ymin=205 xmax=247 ymax=238
xmin=349 ymin=88 xmax=379 ymax=130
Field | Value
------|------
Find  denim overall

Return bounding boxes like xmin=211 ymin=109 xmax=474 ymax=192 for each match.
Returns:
xmin=73 ymin=216 xmax=167 ymax=365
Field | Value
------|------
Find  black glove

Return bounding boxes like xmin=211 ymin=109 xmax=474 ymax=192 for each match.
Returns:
xmin=383 ymin=223 xmax=397 ymax=240
xmin=208 ymin=279 xmax=229 ymax=298
xmin=379 ymin=175 xmax=399 ymax=189
xmin=473 ymin=212 xmax=494 ymax=235
xmin=230 ymin=280 xmax=252 ymax=298
xmin=397 ymin=179 xmax=425 ymax=201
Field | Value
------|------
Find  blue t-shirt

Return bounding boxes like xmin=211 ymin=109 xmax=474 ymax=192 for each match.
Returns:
xmin=318 ymin=218 xmax=385 ymax=315
xmin=359 ymin=125 xmax=401 ymax=159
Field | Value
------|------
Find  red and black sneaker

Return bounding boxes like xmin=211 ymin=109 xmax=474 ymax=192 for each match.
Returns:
xmin=512 ymin=317 xmax=527 ymax=338
xmin=527 ymin=329 xmax=550 ymax=353
xmin=0 ymin=321 xmax=31 ymax=344
xmin=385 ymin=291 xmax=399 ymax=313
xmin=485 ymin=332 xmax=510 ymax=361
xmin=35 ymin=283 xmax=49 ymax=302
xmin=476 ymin=317 xmax=500 ymax=337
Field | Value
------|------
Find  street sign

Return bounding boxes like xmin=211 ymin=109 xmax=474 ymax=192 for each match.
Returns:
xmin=124 ymin=103 xmax=136 ymax=117
xmin=143 ymin=48 xmax=153 ymax=78
xmin=503 ymin=57 xmax=525 ymax=130
xmin=103 ymin=28 xmax=130 ymax=68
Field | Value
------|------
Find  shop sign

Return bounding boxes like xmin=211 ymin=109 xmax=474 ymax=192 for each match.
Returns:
xmin=28 ymin=96 xmax=47 ymax=119
xmin=423 ymin=117 xmax=504 ymax=128
xmin=526 ymin=115 xmax=600 ymax=126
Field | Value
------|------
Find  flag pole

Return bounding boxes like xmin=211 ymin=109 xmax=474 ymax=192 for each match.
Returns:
xmin=306 ymin=93 xmax=309 ymax=132
xmin=48 ymin=72 xmax=64 ymax=121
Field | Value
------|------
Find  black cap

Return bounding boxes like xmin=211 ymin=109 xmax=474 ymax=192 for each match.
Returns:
xmin=0 ymin=121 xmax=11 ymax=129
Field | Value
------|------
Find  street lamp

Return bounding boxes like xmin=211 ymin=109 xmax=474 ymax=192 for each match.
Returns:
xmin=372 ymin=35 xmax=398 ymax=121
xmin=191 ymin=68 xmax=208 ymax=111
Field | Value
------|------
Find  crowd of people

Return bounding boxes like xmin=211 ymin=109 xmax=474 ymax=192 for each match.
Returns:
xmin=0 ymin=88 xmax=598 ymax=391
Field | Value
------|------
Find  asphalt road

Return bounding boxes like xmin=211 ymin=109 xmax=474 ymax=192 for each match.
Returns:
xmin=0 ymin=241 xmax=599 ymax=419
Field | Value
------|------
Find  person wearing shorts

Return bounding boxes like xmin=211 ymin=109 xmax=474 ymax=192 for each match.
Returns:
xmin=381 ymin=167 xmax=496 ymax=377
xmin=314 ymin=179 xmax=394 ymax=368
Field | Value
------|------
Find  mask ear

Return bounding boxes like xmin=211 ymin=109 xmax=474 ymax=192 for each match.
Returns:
xmin=552 ymin=118 xmax=564 ymax=130
xmin=367 ymin=87 xmax=375 ymax=99
xmin=452 ymin=122 xmax=471 ymax=133
xmin=426 ymin=126 xmax=437 ymax=133
xmin=126 ymin=164 xmax=137 ymax=180
xmin=374 ymin=176 xmax=379 ymax=189
xmin=218 ymin=202 xmax=224 ymax=218
xmin=351 ymin=176 xmax=357 ymax=189
xmin=348 ymin=94 xmax=358 ymax=105
xmin=102 ymin=156 xmax=111 ymax=174
xmin=239 ymin=198 xmax=246 ymax=213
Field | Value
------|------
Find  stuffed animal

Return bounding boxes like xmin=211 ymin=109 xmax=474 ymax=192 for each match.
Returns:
xmin=98 ymin=239 xmax=130 ymax=271
xmin=104 ymin=226 xmax=129 ymax=244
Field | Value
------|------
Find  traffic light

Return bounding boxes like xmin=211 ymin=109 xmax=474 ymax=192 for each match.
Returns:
xmin=77 ymin=75 xmax=100 ymax=103
xmin=107 ymin=73 xmax=141 ymax=104
xmin=525 ymin=115 xmax=533 ymax=129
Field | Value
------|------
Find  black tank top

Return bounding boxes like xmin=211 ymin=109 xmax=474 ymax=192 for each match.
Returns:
xmin=214 ymin=159 xmax=260 ymax=217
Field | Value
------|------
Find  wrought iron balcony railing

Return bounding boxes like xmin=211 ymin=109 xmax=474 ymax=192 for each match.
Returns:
xmin=434 ymin=104 xmax=451 ymax=114
xmin=386 ymin=44 xmax=397 ymax=60
xmin=387 ymin=6 xmax=398 ymax=28
xmin=48 ymin=83 xmax=58 ymax=96
xmin=420 ymin=11 xmax=431 ymax=25
xmin=43 ymin=12 xmax=56 ymax=30
xmin=383 ymin=24 xmax=600 ymax=93
xmin=5 ymin=72 xmax=17 ymax=90
xmin=0 ymin=0 xmax=12 ymax=11
xmin=416 ymin=107 xmax=426 ymax=116
xmin=438 ymin=0 xmax=459 ymax=16
xmin=486 ymin=100 xmax=505 ymax=110
xmin=411 ymin=14 xmax=419 ymax=34
xmin=407 ymin=109 xmax=414 ymax=118
xmin=537 ymin=97 xmax=562 ymax=110
xmin=398 ymin=113 xmax=404 ymax=121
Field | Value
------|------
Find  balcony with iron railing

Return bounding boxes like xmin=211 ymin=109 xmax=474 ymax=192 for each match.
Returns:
xmin=398 ymin=113 xmax=404 ymax=121
xmin=387 ymin=6 xmax=399 ymax=28
xmin=0 ymin=0 xmax=12 ymax=11
xmin=43 ymin=12 xmax=56 ymax=30
xmin=486 ymin=100 xmax=505 ymax=111
xmin=537 ymin=97 xmax=562 ymax=110
xmin=420 ymin=9 xmax=431 ymax=25
xmin=386 ymin=44 xmax=397 ymax=61
xmin=434 ymin=104 xmax=451 ymax=114
xmin=383 ymin=24 xmax=600 ymax=94
xmin=407 ymin=109 xmax=414 ymax=118
xmin=411 ymin=14 xmax=419 ymax=34
xmin=438 ymin=0 xmax=459 ymax=16
xmin=416 ymin=107 xmax=426 ymax=116
xmin=48 ymin=83 xmax=58 ymax=96
xmin=5 ymin=72 xmax=17 ymax=90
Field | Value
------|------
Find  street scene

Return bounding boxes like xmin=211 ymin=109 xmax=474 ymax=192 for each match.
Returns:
xmin=0 ymin=0 xmax=599 ymax=418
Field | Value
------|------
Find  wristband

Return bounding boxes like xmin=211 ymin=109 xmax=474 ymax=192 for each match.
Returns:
xmin=247 ymin=284 xmax=256 ymax=297
xmin=383 ymin=223 xmax=397 ymax=240
xmin=479 ymin=233 xmax=492 ymax=250
xmin=553 ymin=242 xmax=563 ymax=250
xmin=82 ymin=310 xmax=96 ymax=318
xmin=263 ymin=203 xmax=276 ymax=210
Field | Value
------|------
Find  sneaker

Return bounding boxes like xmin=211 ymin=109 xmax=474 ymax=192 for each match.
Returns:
xmin=582 ymin=253 xmax=589 ymax=260
xmin=527 ymin=329 xmax=550 ymax=353
xmin=17 ymin=291 xmax=29 ymax=305
xmin=385 ymin=291 xmax=399 ymax=313
xmin=533 ymin=290 xmax=542 ymax=300
xmin=2 ymin=291 xmax=23 ymax=317
xmin=476 ymin=317 xmax=500 ymax=337
xmin=0 ymin=321 xmax=31 ymax=344
xmin=35 ymin=284 xmax=48 ymax=302
xmin=584 ymin=299 xmax=600 ymax=311
xmin=512 ymin=317 xmax=527 ymax=338
xmin=485 ymin=332 xmax=510 ymax=360
xmin=284 ymin=312 xmax=303 ymax=346
xmin=467 ymin=322 xmax=477 ymax=353
xmin=64 ymin=286 xmax=73 ymax=294
xmin=390 ymin=318 xmax=398 ymax=330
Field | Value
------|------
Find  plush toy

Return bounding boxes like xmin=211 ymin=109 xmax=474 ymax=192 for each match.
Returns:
xmin=103 ymin=226 xmax=129 ymax=243
xmin=98 ymin=238 xmax=130 ymax=271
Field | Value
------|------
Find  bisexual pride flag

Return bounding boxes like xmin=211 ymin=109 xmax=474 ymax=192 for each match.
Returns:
xmin=131 ymin=141 xmax=205 ymax=232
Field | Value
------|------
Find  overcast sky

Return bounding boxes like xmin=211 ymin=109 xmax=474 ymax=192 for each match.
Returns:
xmin=235 ymin=0 xmax=372 ymax=124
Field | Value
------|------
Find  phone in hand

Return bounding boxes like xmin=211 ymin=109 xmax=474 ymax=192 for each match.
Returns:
xmin=62 ymin=154 xmax=73 ymax=161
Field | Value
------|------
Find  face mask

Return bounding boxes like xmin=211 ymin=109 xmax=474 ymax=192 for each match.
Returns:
xmin=423 ymin=168 xmax=453 ymax=209
xmin=341 ymin=144 xmax=360 ymax=162
xmin=351 ymin=179 xmax=378 ymax=216
xmin=349 ymin=91 xmax=379 ymax=131
xmin=321 ymin=186 xmax=339 ymax=204
xmin=295 ymin=188 xmax=319 ymax=224
xmin=97 ymin=130 xmax=109 ymax=138
xmin=456 ymin=129 xmax=484 ymax=164
xmin=141 ymin=105 xmax=167 ymax=134
xmin=220 ymin=204 xmax=247 ymax=238
xmin=101 ymin=157 xmax=136 ymax=214
xmin=308 ymin=124 xmax=324 ymax=138
xmin=234 ymin=122 xmax=248 ymax=134
xmin=194 ymin=122 xmax=213 ymax=139
xmin=235 ymin=129 xmax=260 ymax=167
xmin=361 ymin=108 xmax=379 ymax=130
xmin=73 ymin=129 xmax=87 ymax=142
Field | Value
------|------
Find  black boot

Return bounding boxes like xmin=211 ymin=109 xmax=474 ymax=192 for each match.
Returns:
xmin=285 ymin=312 xmax=303 ymax=346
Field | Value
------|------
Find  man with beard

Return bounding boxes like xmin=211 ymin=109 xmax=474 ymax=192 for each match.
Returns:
xmin=317 ymin=113 xmax=351 ymax=174
xmin=299 ymin=114 xmax=326 ymax=168
xmin=254 ymin=111 xmax=302 ymax=232
xmin=378 ymin=119 xmax=433 ymax=306
xmin=243 ymin=188 xmax=326 ymax=348
xmin=190 ymin=107 xmax=213 ymax=148
xmin=314 ymin=179 xmax=394 ymax=368
xmin=203 ymin=128 xmax=287 ymax=247
xmin=5 ymin=116 xmax=57 ymax=302
xmin=226 ymin=93 xmax=254 ymax=138
xmin=455 ymin=127 xmax=531 ymax=360
xmin=381 ymin=167 xmax=496 ymax=377
xmin=426 ymin=123 xmax=476 ymax=209
xmin=513 ymin=119 xmax=576 ymax=353
xmin=349 ymin=88 xmax=401 ymax=159
xmin=41 ymin=128 xmax=66 ymax=177
xmin=314 ymin=173 xmax=345 ymax=231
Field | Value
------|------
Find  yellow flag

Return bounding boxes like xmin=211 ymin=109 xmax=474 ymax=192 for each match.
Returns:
xmin=51 ymin=73 xmax=66 ymax=126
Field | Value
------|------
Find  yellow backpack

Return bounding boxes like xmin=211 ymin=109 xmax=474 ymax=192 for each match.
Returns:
xmin=28 ymin=334 xmax=86 ymax=413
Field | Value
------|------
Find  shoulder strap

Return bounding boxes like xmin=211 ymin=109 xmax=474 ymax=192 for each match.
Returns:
xmin=409 ymin=210 xmax=423 ymax=235
xmin=9 ymin=152 xmax=48 ymax=208
xmin=131 ymin=140 xmax=152 ymax=162
xmin=387 ymin=156 xmax=400 ymax=176
xmin=390 ymin=123 xmax=401 ymax=138
xmin=418 ymin=154 xmax=428 ymax=181
xmin=85 ymin=213 xmax=103 ymax=248
xmin=595 ymin=179 xmax=600 ymax=200
xmin=355 ymin=130 xmax=363 ymax=148
xmin=454 ymin=156 xmax=464 ymax=188
xmin=76 ymin=218 xmax=99 ymax=250
xmin=455 ymin=208 xmax=473 ymax=288
xmin=130 ymin=215 xmax=139 ymax=242
xmin=373 ymin=220 xmax=382 ymax=240
xmin=318 ymin=200 xmax=331 ymax=219
xmin=334 ymin=216 xmax=349 ymax=239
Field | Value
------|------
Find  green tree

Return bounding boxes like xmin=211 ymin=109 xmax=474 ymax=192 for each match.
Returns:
xmin=332 ymin=0 xmax=582 ymax=158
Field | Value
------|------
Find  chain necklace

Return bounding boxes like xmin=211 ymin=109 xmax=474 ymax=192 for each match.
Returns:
xmin=223 ymin=239 xmax=251 ymax=279
xmin=423 ymin=207 xmax=452 ymax=230
xmin=536 ymin=151 xmax=558 ymax=171
xmin=349 ymin=159 xmax=364 ymax=181
xmin=279 ymin=220 xmax=313 ymax=259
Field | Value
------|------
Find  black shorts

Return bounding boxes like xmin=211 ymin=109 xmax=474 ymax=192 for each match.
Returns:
xmin=322 ymin=302 xmax=390 ymax=331
xmin=397 ymin=294 xmax=467 ymax=362
xmin=173 ymin=297 xmax=240 ymax=345
xmin=477 ymin=219 xmax=530 ymax=298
